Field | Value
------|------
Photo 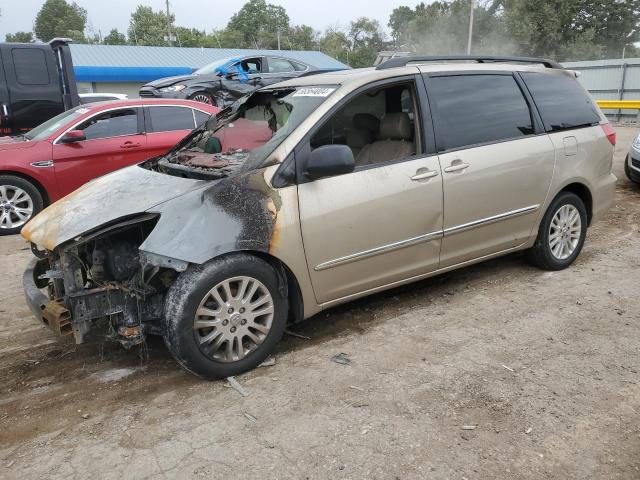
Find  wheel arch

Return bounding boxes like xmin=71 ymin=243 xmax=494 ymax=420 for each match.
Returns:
xmin=557 ymin=182 xmax=593 ymax=226
xmin=191 ymin=249 xmax=305 ymax=325
xmin=0 ymin=170 xmax=51 ymax=205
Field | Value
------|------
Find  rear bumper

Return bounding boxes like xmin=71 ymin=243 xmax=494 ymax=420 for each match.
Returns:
xmin=591 ymin=172 xmax=617 ymax=224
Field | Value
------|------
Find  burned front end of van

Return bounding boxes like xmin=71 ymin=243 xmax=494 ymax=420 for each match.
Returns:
xmin=24 ymin=213 xmax=172 ymax=346
xmin=21 ymin=86 xmax=329 ymax=350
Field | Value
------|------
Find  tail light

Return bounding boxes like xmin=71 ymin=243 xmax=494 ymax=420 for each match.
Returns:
xmin=601 ymin=123 xmax=616 ymax=146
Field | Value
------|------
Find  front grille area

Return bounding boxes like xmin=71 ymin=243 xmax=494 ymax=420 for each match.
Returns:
xmin=632 ymin=157 xmax=640 ymax=169
xmin=139 ymin=90 xmax=157 ymax=98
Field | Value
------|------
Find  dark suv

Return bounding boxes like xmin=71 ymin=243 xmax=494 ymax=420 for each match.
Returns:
xmin=0 ymin=38 xmax=79 ymax=136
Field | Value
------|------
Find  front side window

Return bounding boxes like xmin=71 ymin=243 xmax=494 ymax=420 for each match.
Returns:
xmin=311 ymin=81 xmax=420 ymax=168
xmin=25 ymin=106 xmax=89 ymax=141
xmin=268 ymin=58 xmax=295 ymax=73
xmin=76 ymin=109 xmax=139 ymax=141
xmin=148 ymin=106 xmax=195 ymax=132
xmin=154 ymin=86 xmax=336 ymax=178
xmin=429 ymin=74 xmax=534 ymax=151
xmin=521 ymin=72 xmax=601 ymax=132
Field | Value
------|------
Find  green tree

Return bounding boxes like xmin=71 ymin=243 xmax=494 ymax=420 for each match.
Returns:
xmin=347 ymin=17 xmax=386 ymax=67
xmin=174 ymin=27 xmax=209 ymax=47
xmin=128 ymin=5 xmax=173 ymax=46
xmin=34 ymin=0 xmax=87 ymax=42
xmin=286 ymin=25 xmax=318 ymax=51
xmin=227 ymin=0 xmax=290 ymax=48
xmin=318 ymin=28 xmax=351 ymax=65
xmin=6 ymin=31 xmax=35 ymax=43
xmin=388 ymin=6 xmax=416 ymax=43
xmin=103 ymin=28 xmax=127 ymax=45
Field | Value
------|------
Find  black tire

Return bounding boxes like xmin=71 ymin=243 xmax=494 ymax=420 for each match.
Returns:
xmin=189 ymin=92 xmax=213 ymax=105
xmin=526 ymin=192 xmax=587 ymax=271
xmin=163 ymin=253 xmax=287 ymax=379
xmin=0 ymin=175 xmax=44 ymax=236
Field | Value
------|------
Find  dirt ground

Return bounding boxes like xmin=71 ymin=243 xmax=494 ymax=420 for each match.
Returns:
xmin=0 ymin=127 xmax=639 ymax=480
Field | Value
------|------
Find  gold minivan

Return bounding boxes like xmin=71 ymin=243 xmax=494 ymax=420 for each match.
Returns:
xmin=23 ymin=56 xmax=616 ymax=378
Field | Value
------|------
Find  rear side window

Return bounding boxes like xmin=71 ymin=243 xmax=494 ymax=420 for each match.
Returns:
xmin=521 ymin=72 xmax=601 ymax=132
xmin=12 ymin=48 xmax=50 ymax=85
xmin=430 ymin=74 xmax=534 ymax=151
xmin=148 ymin=106 xmax=195 ymax=132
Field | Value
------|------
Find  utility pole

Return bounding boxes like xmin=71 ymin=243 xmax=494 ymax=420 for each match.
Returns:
xmin=466 ymin=0 xmax=475 ymax=55
xmin=165 ymin=0 xmax=172 ymax=46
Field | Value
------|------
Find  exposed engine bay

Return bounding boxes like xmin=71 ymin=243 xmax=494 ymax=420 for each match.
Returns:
xmin=31 ymin=215 xmax=173 ymax=347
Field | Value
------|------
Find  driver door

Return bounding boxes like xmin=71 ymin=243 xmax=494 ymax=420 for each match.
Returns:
xmin=297 ymin=78 xmax=443 ymax=304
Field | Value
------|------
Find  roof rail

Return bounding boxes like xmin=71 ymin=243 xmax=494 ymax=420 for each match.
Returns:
xmin=375 ymin=55 xmax=563 ymax=70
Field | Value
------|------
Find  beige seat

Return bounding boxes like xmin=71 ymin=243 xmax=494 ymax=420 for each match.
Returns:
xmin=355 ymin=112 xmax=415 ymax=166
xmin=346 ymin=113 xmax=380 ymax=158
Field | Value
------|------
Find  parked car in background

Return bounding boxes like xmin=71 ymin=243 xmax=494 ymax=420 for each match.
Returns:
xmin=626 ymin=131 xmax=640 ymax=184
xmin=0 ymin=38 xmax=79 ymax=137
xmin=0 ymin=99 xmax=217 ymax=234
xmin=79 ymin=93 xmax=128 ymax=104
xmin=139 ymin=54 xmax=342 ymax=108
xmin=22 ymin=56 xmax=616 ymax=379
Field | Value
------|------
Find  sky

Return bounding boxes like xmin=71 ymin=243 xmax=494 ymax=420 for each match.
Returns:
xmin=0 ymin=0 xmax=426 ymax=40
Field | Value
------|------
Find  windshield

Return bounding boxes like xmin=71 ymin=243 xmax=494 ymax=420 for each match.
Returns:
xmin=25 ymin=106 xmax=91 ymax=141
xmin=156 ymin=86 xmax=337 ymax=179
xmin=195 ymin=58 xmax=235 ymax=75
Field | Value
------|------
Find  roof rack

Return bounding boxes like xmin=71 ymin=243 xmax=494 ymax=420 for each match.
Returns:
xmin=375 ymin=55 xmax=563 ymax=70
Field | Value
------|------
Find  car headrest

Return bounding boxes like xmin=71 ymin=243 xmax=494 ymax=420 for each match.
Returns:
xmin=352 ymin=113 xmax=380 ymax=133
xmin=379 ymin=112 xmax=412 ymax=141
xmin=347 ymin=129 xmax=373 ymax=149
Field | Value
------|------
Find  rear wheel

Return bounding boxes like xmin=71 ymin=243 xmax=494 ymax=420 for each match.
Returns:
xmin=163 ymin=254 xmax=287 ymax=379
xmin=189 ymin=92 xmax=213 ymax=105
xmin=526 ymin=192 xmax=587 ymax=270
xmin=0 ymin=175 xmax=43 ymax=235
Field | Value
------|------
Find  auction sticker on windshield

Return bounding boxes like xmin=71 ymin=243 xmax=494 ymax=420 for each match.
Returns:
xmin=293 ymin=87 xmax=335 ymax=97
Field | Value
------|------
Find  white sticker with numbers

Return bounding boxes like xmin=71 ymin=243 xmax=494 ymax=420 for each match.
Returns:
xmin=293 ymin=87 xmax=335 ymax=97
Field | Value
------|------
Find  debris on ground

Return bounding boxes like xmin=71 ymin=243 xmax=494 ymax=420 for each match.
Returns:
xmin=330 ymin=353 xmax=351 ymax=365
xmin=525 ymin=427 xmax=533 ymax=434
xmin=226 ymin=376 xmax=248 ymax=397
xmin=462 ymin=425 xmax=477 ymax=430
xmin=349 ymin=385 xmax=364 ymax=392
xmin=502 ymin=365 xmax=515 ymax=372
xmin=244 ymin=413 xmax=257 ymax=423
xmin=285 ymin=329 xmax=311 ymax=340
xmin=259 ymin=356 xmax=276 ymax=367
xmin=81 ymin=413 xmax=90 ymax=419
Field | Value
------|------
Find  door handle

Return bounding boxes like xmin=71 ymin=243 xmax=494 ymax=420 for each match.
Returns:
xmin=444 ymin=160 xmax=469 ymax=173
xmin=411 ymin=169 xmax=439 ymax=181
xmin=120 ymin=142 xmax=141 ymax=149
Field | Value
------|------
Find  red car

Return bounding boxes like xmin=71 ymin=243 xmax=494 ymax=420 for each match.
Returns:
xmin=0 ymin=99 xmax=218 ymax=234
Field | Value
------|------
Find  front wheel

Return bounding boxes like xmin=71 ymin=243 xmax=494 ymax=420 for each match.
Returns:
xmin=526 ymin=192 xmax=587 ymax=271
xmin=0 ymin=175 xmax=44 ymax=236
xmin=189 ymin=92 xmax=213 ymax=105
xmin=163 ymin=254 xmax=287 ymax=379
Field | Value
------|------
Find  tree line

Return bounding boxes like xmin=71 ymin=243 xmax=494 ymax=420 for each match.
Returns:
xmin=3 ymin=0 xmax=640 ymax=66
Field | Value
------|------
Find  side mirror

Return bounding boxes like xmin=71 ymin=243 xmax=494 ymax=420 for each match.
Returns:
xmin=59 ymin=130 xmax=86 ymax=144
xmin=305 ymin=144 xmax=355 ymax=181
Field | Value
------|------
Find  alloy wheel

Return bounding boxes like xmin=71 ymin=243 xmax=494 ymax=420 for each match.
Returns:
xmin=193 ymin=276 xmax=274 ymax=363
xmin=0 ymin=185 xmax=34 ymax=230
xmin=191 ymin=94 xmax=212 ymax=104
xmin=548 ymin=204 xmax=582 ymax=260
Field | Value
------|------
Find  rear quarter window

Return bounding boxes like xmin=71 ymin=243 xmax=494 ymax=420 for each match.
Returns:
xmin=521 ymin=72 xmax=601 ymax=133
